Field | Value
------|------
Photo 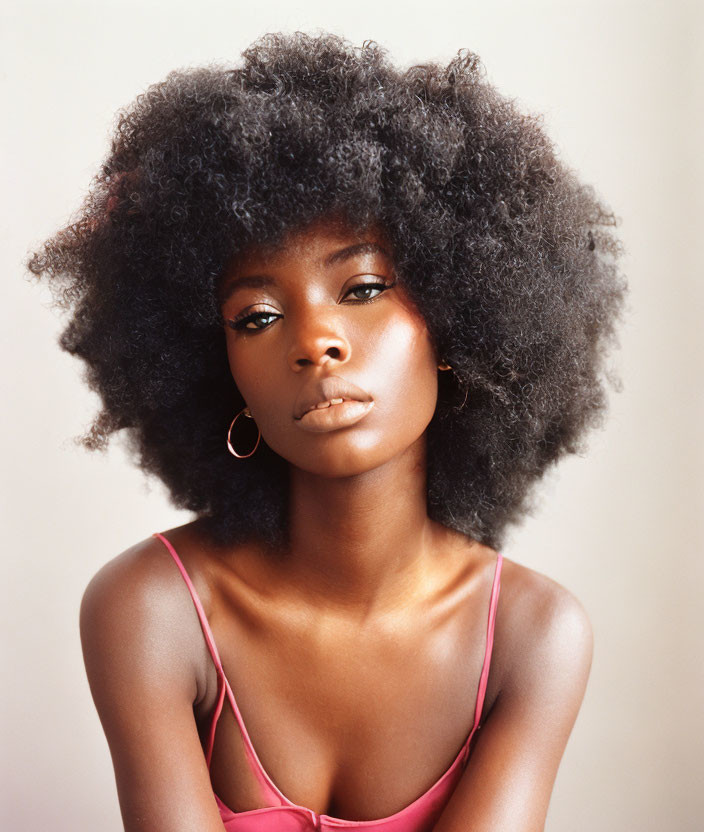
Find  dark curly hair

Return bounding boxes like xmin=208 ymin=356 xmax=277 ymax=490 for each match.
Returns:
xmin=25 ymin=31 xmax=627 ymax=552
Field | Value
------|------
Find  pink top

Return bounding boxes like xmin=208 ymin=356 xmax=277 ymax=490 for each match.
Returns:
xmin=153 ymin=532 xmax=503 ymax=832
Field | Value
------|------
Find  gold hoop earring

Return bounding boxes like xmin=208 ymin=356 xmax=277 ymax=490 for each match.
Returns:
xmin=227 ymin=407 xmax=261 ymax=458
xmin=438 ymin=361 xmax=452 ymax=371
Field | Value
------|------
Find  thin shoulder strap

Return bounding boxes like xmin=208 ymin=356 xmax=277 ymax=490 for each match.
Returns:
xmin=473 ymin=551 xmax=503 ymax=728
xmin=153 ymin=532 xmax=225 ymax=673
xmin=152 ymin=532 xmax=228 ymax=766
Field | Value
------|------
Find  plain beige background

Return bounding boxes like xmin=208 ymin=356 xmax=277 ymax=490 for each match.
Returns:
xmin=3 ymin=0 xmax=703 ymax=830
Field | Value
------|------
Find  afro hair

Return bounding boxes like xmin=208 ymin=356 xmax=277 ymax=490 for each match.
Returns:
xmin=25 ymin=31 xmax=628 ymax=551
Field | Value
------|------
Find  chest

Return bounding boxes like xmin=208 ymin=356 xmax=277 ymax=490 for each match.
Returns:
xmin=192 ymin=562 xmax=502 ymax=822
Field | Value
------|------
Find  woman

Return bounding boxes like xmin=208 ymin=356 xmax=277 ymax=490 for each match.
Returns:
xmin=26 ymin=31 xmax=627 ymax=832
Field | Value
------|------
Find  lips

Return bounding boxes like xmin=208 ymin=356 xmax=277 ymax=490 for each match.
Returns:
xmin=293 ymin=374 xmax=373 ymax=420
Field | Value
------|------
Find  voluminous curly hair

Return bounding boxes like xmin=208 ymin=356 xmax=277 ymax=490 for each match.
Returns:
xmin=26 ymin=30 xmax=627 ymax=552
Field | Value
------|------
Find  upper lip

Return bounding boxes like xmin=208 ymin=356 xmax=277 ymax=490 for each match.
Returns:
xmin=293 ymin=374 xmax=373 ymax=420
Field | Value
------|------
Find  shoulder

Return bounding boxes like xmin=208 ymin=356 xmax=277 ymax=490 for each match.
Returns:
xmin=79 ymin=529 xmax=213 ymax=707
xmin=432 ymin=556 xmax=594 ymax=831
xmin=80 ymin=525 xmax=220 ymax=622
xmin=81 ymin=533 xmax=175 ymax=599
xmin=78 ymin=531 xmax=236 ymax=830
xmin=80 ymin=532 xmax=201 ymax=634
xmin=496 ymin=555 xmax=594 ymax=699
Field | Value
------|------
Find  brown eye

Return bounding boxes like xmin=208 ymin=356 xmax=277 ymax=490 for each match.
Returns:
xmin=344 ymin=281 xmax=395 ymax=302
xmin=226 ymin=311 xmax=280 ymax=332
xmin=225 ymin=280 xmax=395 ymax=334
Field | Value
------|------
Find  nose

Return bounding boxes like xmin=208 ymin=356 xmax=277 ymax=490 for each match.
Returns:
xmin=287 ymin=311 xmax=351 ymax=372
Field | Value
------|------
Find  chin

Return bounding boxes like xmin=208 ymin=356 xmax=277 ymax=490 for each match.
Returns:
xmin=279 ymin=438 xmax=384 ymax=478
xmin=286 ymin=430 xmax=425 ymax=479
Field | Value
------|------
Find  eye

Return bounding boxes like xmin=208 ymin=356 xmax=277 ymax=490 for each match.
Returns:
xmin=224 ymin=279 xmax=396 ymax=334
xmin=226 ymin=310 xmax=281 ymax=332
xmin=343 ymin=280 xmax=395 ymax=302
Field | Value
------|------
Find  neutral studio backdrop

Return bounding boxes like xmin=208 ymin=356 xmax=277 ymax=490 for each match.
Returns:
xmin=2 ymin=1 xmax=703 ymax=830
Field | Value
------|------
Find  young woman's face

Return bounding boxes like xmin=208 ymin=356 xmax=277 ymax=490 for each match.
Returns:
xmin=219 ymin=216 xmax=441 ymax=476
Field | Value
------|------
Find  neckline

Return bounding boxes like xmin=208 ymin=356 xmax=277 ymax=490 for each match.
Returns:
xmin=216 ymin=670 xmax=478 ymax=826
xmin=153 ymin=533 xmax=503 ymax=826
xmin=211 ymin=550 xmax=503 ymax=825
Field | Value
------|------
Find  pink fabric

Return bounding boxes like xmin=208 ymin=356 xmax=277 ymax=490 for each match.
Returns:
xmin=153 ymin=532 xmax=503 ymax=832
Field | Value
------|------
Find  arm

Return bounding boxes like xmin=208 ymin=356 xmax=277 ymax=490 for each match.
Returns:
xmin=433 ymin=580 xmax=594 ymax=832
xmin=79 ymin=542 xmax=227 ymax=832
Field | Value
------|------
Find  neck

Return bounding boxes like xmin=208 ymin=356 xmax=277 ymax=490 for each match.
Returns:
xmin=281 ymin=436 xmax=446 ymax=618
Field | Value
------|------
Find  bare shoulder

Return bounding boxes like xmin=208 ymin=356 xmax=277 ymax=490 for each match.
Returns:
xmin=497 ymin=554 xmax=594 ymax=698
xmin=78 ymin=529 xmax=238 ymax=830
xmin=81 ymin=532 xmax=198 ymax=638
xmin=432 ymin=554 xmax=595 ymax=832
xmin=81 ymin=533 xmax=180 ymax=603
xmin=80 ymin=523 xmax=224 ymax=623
xmin=79 ymin=529 xmax=211 ymax=708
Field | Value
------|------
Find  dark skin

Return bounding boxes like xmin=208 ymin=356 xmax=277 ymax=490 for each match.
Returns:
xmin=80 ymin=216 xmax=593 ymax=832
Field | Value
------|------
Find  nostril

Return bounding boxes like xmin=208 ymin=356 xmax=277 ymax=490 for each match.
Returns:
xmin=290 ymin=342 xmax=349 ymax=373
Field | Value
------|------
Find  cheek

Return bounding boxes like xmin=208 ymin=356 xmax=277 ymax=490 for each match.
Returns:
xmin=225 ymin=339 xmax=262 ymax=402
xmin=371 ymin=314 xmax=439 ymax=423
xmin=225 ymin=344 xmax=242 ymax=393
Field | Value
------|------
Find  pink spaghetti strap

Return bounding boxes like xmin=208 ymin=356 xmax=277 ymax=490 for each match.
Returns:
xmin=152 ymin=532 xmax=228 ymax=766
xmin=154 ymin=530 xmax=504 ymax=789
xmin=473 ymin=551 xmax=503 ymax=727
xmin=152 ymin=533 xmax=224 ymax=670
xmin=459 ymin=550 xmax=503 ymax=765
xmin=152 ymin=532 xmax=277 ymax=787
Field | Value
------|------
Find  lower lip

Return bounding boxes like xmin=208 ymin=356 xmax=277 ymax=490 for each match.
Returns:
xmin=295 ymin=400 xmax=375 ymax=433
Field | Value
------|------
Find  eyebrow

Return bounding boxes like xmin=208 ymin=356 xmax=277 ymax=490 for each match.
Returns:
xmin=220 ymin=241 xmax=391 ymax=301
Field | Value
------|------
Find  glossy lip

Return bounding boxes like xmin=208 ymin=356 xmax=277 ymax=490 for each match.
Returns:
xmin=293 ymin=374 xmax=373 ymax=421
xmin=295 ymin=399 xmax=375 ymax=433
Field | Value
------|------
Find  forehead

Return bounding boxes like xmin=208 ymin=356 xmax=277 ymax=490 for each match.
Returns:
xmin=232 ymin=215 xmax=392 ymax=271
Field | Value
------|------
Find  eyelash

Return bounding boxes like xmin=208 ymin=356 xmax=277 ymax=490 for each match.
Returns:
xmin=225 ymin=280 xmax=396 ymax=333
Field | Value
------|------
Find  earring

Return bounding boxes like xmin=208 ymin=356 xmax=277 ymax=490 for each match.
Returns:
xmin=227 ymin=406 xmax=261 ymax=458
xmin=438 ymin=361 xmax=452 ymax=371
